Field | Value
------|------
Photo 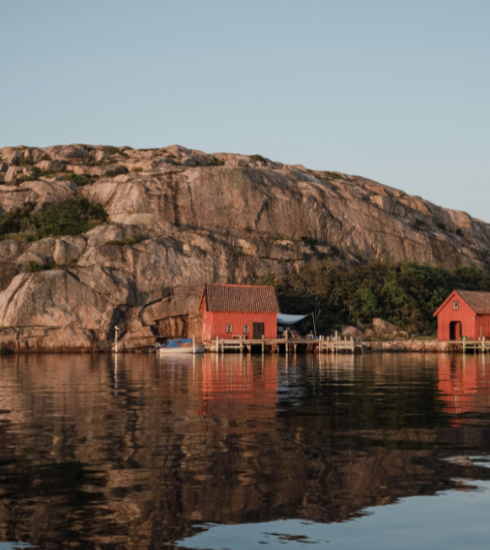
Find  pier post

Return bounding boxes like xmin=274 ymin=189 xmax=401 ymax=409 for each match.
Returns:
xmin=114 ymin=325 xmax=119 ymax=354
xmin=483 ymin=337 xmax=485 ymax=354
xmin=193 ymin=335 xmax=196 ymax=354
xmin=463 ymin=337 xmax=466 ymax=354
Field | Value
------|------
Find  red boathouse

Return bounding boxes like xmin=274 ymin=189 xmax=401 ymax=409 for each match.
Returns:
xmin=198 ymin=283 xmax=280 ymax=342
xmin=434 ymin=290 xmax=490 ymax=341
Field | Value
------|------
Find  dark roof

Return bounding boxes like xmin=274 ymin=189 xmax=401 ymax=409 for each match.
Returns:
xmin=198 ymin=283 xmax=280 ymax=313
xmin=457 ymin=290 xmax=490 ymax=314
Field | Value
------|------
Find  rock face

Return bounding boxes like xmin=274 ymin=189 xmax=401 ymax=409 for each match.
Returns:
xmin=1 ymin=144 xmax=489 ymax=352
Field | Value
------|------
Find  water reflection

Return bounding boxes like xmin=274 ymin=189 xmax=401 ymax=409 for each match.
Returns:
xmin=0 ymin=353 xmax=489 ymax=548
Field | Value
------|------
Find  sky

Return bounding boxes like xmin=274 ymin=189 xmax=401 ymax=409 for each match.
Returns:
xmin=1 ymin=0 xmax=489 ymax=220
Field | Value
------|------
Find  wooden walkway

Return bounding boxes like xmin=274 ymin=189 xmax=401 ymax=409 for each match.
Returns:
xmin=451 ymin=337 xmax=490 ymax=353
xmin=211 ymin=335 xmax=363 ymax=354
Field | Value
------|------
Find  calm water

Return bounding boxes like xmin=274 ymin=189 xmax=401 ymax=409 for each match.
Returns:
xmin=1 ymin=352 xmax=490 ymax=549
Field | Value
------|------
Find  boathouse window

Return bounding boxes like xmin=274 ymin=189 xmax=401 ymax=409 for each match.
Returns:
xmin=243 ymin=325 xmax=250 ymax=334
xmin=453 ymin=301 xmax=459 ymax=311
xmin=226 ymin=324 xmax=232 ymax=333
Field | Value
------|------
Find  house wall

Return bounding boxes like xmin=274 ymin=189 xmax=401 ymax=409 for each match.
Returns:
xmin=202 ymin=309 xmax=277 ymax=341
xmin=475 ymin=315 xmax=490 ymax=339
xmin=437 ymin=292 xmax=477 ymax=341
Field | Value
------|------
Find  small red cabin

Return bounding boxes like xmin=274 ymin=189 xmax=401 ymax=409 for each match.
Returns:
xmin=198 ymin=283 xmax=280 ymax=342
xmin=434 ymin=290 xmax=490 ymax=341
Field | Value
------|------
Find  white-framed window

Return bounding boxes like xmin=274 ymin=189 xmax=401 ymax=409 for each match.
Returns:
xmin=226 ymin=324 xmax=232 ymax=333
xmin=453 ymin=301 xmax=459 ymax=311
xmin=243 ymin=324 xmax=250 ymax=334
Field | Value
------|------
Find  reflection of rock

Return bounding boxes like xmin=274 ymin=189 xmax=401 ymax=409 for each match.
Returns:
xmin=0 ymin=354 xmax=486 ymax=548
xmin=2 ymin=144 xmax=490 ymax=351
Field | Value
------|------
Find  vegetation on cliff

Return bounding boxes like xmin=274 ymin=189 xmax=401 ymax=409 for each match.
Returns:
xmin=260 ymin=260 xmax=490 ymax=336
xmin=0 ymin=197 xmax=107 ymax=242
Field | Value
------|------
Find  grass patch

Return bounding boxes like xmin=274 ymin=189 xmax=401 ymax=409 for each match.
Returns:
xmin=323 ymin=171 xmax=343 ymax=180
xmin=20 ymin=167 xmax=60 ymax=182
xmin=105 ymin=146 xmax=129 ymax=158
xmin=106 ymin=169 xmax=126 ymax=178
xmin=18 ymin=157 xmax=34 ymax=167
xmin=105 ymin=235 xmax=145 ymax=246
xmin=413 ymin=219 xmax=427 ymax=232
xmin=206 ymin=158 xmax=225 ymax=166
xmin=0 ymin=197 xmax=107 ymax=241
xmin=27 ymin=261 xmax=48 ymax=273
xmin=64 ymin=172 xmax=93 ymax=186
xmin=301 ymin=236 xmax=319 ymax=248
xmin=250 ymin=154 xmax=267 ymax=163
xmin=131 ymin=167 xmax=143 ymax=173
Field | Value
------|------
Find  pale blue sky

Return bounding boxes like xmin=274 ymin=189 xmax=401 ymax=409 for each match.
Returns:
xmin=1 ymin=1 xmax=489 ymax=220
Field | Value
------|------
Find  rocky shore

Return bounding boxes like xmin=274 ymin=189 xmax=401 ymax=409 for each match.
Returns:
xmin=363 ymin=340 xmax=450 ymax=353
xmin=1 ymin=144 xmax=490 ymax=353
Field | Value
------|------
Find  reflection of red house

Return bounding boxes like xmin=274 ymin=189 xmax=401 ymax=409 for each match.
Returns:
xmin=438 ymin=355 xmax=477 ymax=418
xmin=198 ymin=354 xmax=278 ymax=433
xmin=198 ymin=283 xmax=280 ymax=342
xmin=437 ymin=354 xmax=490 ymax=424
xmin=433 ymin=290 xmax=490 ymax=342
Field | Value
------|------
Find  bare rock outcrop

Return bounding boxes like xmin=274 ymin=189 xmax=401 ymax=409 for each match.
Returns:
xmin=1 ymin=143 xmax=489 ymax=352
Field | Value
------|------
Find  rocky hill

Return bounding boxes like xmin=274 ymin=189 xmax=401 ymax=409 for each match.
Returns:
xmin=0 ymin=144 xmax=489 ymax=352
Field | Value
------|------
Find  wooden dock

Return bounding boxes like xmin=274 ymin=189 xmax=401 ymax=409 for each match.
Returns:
xmin=210 ymin=335 xmax=363 ymax=354
xmin=452 ymin=337 xmax=490 ymax=354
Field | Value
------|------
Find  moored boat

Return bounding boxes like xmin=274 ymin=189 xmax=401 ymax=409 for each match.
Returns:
xmin=156 ymin=338 xmax=205 ymax=355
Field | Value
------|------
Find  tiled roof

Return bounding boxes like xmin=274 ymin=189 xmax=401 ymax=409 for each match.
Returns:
xmin=457 ymin=290 xmax=490 ymax=314
xmin=199 ymin=283 xmax=280 ymax=313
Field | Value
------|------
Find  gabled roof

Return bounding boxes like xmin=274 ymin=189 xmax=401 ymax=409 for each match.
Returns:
xmin=434 ymin=289 xmax=490 ymax=317
xmin=198 ymin=283 xmax=280 ymax=313
xmin=457 ymin=290 xmax=490 ymax=314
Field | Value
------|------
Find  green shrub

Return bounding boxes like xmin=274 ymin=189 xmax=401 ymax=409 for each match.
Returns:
xmin=323 ymin=171 xmax=343 ymax=180
xmin=27 ymin=261 xmax=46 ymax=272
xmin=0 ymin=197 xmax=107 ymax=241
xmin=250 ymin=154 xmax=267 ymax=163
xmin=64 ymin=172 xmax=92 ymax=186
xmin=18 ymin=157 xmax=34 ymax=167
xmin=456 ymin=228 xmax=464 ymax=237
xmin=0 ymin=206 xmax=33 ymax=236
xmin=105 ymin=235 xmax=144 ymax=246
xmin=301 ymin=236 xmax=319 ymax=248
xmin=437 ymin=222 xmax=447 ymax=231
xmin=330 ymin=245 xmax=341 ymax=256
xmin=262 ymin=257 xmax=490 ymax=336
xmin=207 ymin=158 xmax=225 ymax=166
xmin=105 ymin=146 xmax=129 ymax=158
xmin=20 ymin=167 xmax=59 ymax=182
xmin=413 ymin=219 xmax=427 ymax=231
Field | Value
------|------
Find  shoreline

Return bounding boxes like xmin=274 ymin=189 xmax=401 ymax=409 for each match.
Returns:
xmin=0 ymin=340 xmax=468 ymax=355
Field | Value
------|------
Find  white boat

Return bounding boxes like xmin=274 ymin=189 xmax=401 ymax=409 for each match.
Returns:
xmin=155 ymin=338 xmax=205 ymax=355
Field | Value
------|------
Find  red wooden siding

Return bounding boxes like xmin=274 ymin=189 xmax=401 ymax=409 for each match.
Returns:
xmin=434 ymin=290 xmax=490 ymax=341
xmin=476 ymin=315 xmax=490 ymax=339
xmin=436 ymin=291 xmax=476 ymax=341
xmin=202 ymin=310 xmax=277 ymax=341
xmin=198 ymin=283 xmax=280 ymax=342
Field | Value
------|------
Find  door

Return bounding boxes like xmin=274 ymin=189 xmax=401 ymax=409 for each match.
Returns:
xmin=449 ymin=321 xmax=461 ymax=341
xmin=253 ymin=322 xmax=265 ymax=339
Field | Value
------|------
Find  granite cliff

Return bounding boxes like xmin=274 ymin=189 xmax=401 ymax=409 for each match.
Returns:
xmin=0 ymin=144 xmax=489 ymax=352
